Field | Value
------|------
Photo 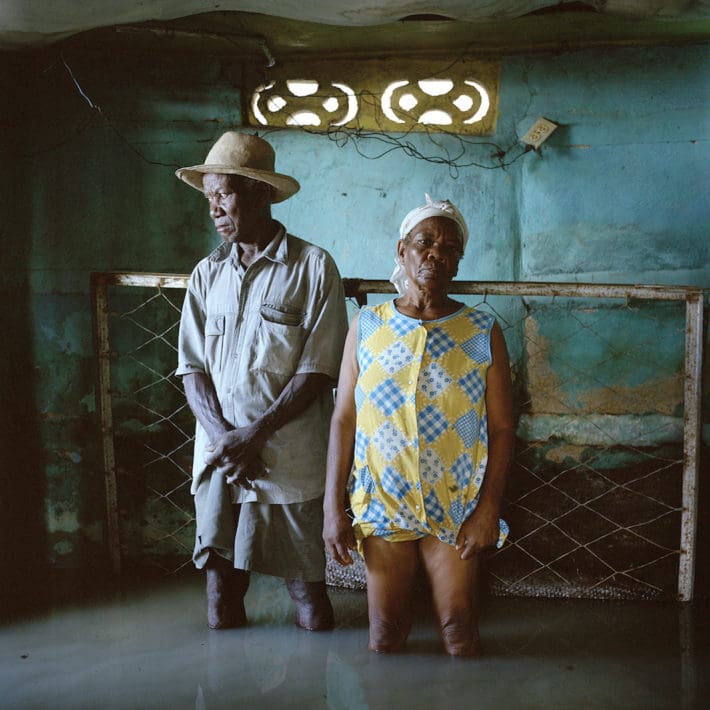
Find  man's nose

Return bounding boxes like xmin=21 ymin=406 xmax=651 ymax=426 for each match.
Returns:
xmin=208 ymin=199 xmax=224 ymax=217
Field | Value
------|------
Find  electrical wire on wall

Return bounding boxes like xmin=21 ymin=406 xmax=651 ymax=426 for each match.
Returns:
xmin=2 ymin=52 xmax=184 ymax=167
xmin=305 ymin=88 xmax=532 ymax=175
xmin=256 ymin=96 xmax=534 ymax=177
xmin=316 ymin=124 xmax=532 ymax=176
xmin=61 ymin=53 xmax=182 ymax=168
xmin=16 ymin=45 xmax=541 ymax=176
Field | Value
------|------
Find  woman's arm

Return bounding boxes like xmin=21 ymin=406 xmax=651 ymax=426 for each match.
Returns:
xmin=323 ymin=313 xmax=360 ymax=566
xmin=456 ymin=321 xmax=515 ymax=560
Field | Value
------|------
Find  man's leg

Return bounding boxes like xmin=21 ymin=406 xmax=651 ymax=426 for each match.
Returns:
xmin=193 ymin=468 xmax=248 ymax=630
xmin=419 ymin=536 xmax=481 ymax=656
xmin=206 ymin=552 xmax=250 ymax=629
xmin=285 ymin=579 xmax=334 ymax=631
xmin=232 ymin=499 xmax=334 ymax=631
xmin=202 ymin=500 xmax=248 ymax=630
xmin=362 ymin=537 xmax=419 ymax=653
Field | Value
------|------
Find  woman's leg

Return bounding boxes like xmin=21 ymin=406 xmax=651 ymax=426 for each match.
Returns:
xmin=362 ymin=536 xmax=419 ymax=652
xmin=419 ymin=536 xmax=481 ymax=656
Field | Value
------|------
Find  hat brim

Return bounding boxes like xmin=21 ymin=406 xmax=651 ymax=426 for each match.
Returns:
xmin=175 ymin=164 xmax=300 ymax=203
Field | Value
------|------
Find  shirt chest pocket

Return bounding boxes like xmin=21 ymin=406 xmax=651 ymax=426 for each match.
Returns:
xmin=205 ymin=314 xmax=225 ymax=372
xmin=253 ymin=302 xmax=307 ymax=374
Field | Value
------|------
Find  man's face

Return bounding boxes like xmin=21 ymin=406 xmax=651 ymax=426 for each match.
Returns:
xmin=202 ymin=173 xmax=271 ymax=243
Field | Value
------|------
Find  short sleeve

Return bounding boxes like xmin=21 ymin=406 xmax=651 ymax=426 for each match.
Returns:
xmin=295 ymin=251 xmax=348 ymax=379
xmin=176 ymin=266 xmax=207 ymax=377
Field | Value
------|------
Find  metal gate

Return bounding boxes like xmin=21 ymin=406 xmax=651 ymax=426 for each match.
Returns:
xmin=92 ymin=272 xmax=705 ymax=601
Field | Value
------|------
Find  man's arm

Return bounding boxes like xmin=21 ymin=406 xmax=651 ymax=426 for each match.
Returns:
xmin=183 ymin=370 xmax=331 ymax=485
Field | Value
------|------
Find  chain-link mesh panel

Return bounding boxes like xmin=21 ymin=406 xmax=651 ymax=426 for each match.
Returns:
xmin=96 ymin=277 xmax=195 ymax=574
xmin=488 ymin=296 xmax=685 ymax=600
xmin=93 ymin=274 xmax=702 ymax=599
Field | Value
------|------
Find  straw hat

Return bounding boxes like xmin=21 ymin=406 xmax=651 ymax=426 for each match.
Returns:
xmin=175 ymin=132 xmax=300 ymax=203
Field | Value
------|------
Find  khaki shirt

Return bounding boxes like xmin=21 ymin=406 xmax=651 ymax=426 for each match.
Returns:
xmin=177 ymin=226 xmax=347 ymax=503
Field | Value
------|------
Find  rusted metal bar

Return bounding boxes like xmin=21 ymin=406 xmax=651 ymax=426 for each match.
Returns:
xmin=100 ymin=273 xmax=704 ymax=302
xmin=678 ymin=292 xmax=704 ymax=602
xmin=97 ymin=272 xmax=190 ymax=289
xmin=91 ymin=272 xmax=122 ymax=575
xmin=342 ymin=278 xmax=703 ymax=302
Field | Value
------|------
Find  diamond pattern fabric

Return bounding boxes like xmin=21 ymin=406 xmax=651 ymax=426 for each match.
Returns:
xmin=348 ymin=300 xmax=507 ymax=549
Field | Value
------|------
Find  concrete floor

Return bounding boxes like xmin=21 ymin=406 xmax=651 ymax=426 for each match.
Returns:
xmin=1 ymin=573 xmax=708 ymax=710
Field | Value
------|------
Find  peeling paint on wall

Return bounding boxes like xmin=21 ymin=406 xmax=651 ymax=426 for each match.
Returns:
xmin=523 ymin=314 xmax=684 ymax=418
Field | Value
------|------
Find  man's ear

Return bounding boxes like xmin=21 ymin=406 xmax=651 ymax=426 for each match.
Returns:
xmin=260 ymin=181 xmax=275 ymax=205
xmin=396 ymin=239 xmax=406 ymax=262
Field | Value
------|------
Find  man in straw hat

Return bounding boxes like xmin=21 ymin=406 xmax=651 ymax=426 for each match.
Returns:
xmin=175 ymin=132 xmax=347 ymax=630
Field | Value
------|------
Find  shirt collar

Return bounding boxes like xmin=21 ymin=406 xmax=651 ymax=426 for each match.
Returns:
xmin=207 ymin=241 xmax=233 ymax=262
xmin=260 ymin=222 xmax=288 ymax=265
xmin=206 ymin=222 xmax=288 ymax=265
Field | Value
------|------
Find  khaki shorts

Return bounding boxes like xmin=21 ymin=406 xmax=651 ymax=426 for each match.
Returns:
xmin=233 ymin=498 xmax=326 ymax=582
xmin=192 ymin=466 xmax=326 ymax=581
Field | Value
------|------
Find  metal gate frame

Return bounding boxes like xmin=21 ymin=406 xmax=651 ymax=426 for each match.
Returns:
xmin=92 ymin=272 xmax=705 ymax=601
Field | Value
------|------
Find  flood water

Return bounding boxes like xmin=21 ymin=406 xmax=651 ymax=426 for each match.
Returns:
xmin=1 ymin=572 xmax=707 ymax=708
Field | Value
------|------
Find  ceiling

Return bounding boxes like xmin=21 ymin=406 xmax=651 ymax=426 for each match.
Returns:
xmin=2 ymin=1 xmax=709 ymax=56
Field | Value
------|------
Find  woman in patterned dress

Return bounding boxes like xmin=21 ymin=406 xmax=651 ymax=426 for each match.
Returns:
xmin=323 ymin=196 xmax=514 ymax=656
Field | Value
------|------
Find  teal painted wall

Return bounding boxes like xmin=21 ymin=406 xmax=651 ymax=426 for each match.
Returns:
xmin=513 ymin=50 xmax=709 ymax=284
xmin=1 ymin=42 xmax=708 ymax=605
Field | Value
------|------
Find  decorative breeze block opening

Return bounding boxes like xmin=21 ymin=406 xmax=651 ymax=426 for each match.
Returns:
xmin=246 ymin=58 xmax=500 ymax=135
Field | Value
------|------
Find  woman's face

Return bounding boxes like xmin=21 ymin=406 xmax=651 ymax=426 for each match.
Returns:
xmin=397 ymin=216 xmax=462 ymax=292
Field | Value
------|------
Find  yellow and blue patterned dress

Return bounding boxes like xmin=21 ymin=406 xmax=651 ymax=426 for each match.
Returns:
xmin=349 ymin=300 xmax=508 ymax=549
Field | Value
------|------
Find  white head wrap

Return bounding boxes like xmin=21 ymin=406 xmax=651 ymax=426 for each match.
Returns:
xmin=389 ymin=194 xmax=469 ymax=294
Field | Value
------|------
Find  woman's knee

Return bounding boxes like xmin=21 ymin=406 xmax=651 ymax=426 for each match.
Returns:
xmin=363 ymin=537 xmax=418 ymax=652
xmin=438 ymin=608 xmax=479 ymax=657
xmin=368 ymin=610 xmax=411 ymax=653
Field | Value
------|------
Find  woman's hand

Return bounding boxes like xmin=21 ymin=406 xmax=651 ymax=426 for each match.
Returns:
xmin=455 ymin=505 xmax=500 ymax=560
xmin=324 ymin=508 xmax=357 ymax=566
